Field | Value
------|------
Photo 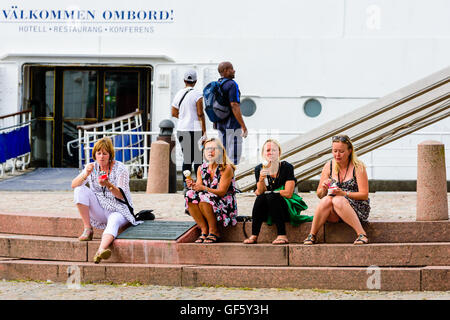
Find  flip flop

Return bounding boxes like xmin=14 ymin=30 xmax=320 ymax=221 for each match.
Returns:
xmin=272 ymin=238 xmax=289 ymax=245
xmin=243 ymin=236 xmax=258 ymax=244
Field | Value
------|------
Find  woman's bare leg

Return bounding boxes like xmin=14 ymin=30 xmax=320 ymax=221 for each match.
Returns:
xmin=99 ymin=234 xmax=114 ymax=251
xmin=188 ymin=202 xmax=209 ymax=235
xmin=331 ymin=196 xmax=366 ymax=235
xmin=309 ymin=196 xmax=334 ymax=235
xmin=198 ymin=202 xmax=219 ymax=237
xmin=76 ymin=204 xmax=92 ymax=229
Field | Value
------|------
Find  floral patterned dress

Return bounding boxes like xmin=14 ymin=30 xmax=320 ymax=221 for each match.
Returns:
xmin=185 ymin=162 xmax=238 ymax=227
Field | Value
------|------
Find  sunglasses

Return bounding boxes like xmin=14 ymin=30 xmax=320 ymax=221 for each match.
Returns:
xmin=332 ymin=135 xmax=350 ymax=143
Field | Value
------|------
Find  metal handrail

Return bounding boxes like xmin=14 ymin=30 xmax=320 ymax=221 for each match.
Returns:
xmin=0 ymin=108 xmax=32 ymax=120
xmin=77 ymin=110 xmax=141 ymax=130
xmin=83 ymin=130 xmax=158 ymax=179
xmin=76 ymin=109 xmax=145 ymax=171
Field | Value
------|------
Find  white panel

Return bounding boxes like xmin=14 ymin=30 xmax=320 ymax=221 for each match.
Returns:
xmin=0 ymin=63 xmax=19 ymax=118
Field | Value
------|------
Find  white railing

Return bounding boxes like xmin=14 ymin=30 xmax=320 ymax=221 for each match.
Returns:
xmin=71 ymin=110 xmax=144 ymax=170
xmin=0 ymin=109 xmax=32 ymax=177
xmin=82 ymin=130 xmax=159 ymax=179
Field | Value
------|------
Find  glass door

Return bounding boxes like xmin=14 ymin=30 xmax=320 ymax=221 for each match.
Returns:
xmin=28 ymin=65 xmax=151 ymax=168
xmin=62 ymin=70 xmax=98 ymax=167
xmin=30 ymin=68 xmax=55 ymax=167
xmin=103 ymin=71 xmax=139 ymax=119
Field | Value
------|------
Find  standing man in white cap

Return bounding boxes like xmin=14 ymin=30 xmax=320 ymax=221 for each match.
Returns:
xmin=171 ymin=69 xmax=206 ymax=192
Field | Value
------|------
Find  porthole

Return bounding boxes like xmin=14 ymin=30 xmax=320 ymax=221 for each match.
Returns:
xmin=303 ymin=98 xmax=322 ymax=118
xmin=240 ymin=98 xmax=257 ymax=117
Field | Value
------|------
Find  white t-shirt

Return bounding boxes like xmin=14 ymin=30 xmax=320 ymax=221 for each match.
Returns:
xmin=172 ymin=87 xmax=203 ymax=132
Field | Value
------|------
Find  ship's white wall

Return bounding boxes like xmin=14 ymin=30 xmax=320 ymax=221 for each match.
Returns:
xmin=0 ymin=0 xmax=449 ymax=179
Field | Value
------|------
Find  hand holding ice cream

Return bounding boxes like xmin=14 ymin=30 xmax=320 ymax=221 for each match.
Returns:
xmin=183 ymin=170 xmax=194 ymax=188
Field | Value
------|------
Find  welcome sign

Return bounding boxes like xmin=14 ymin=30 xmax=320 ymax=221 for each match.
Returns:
xmin=0 ymin=4 xmax=175 ymax=34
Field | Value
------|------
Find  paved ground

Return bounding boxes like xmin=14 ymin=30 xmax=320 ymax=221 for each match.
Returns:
xmin=1 ymin=190 xmax=448 ymax=221
xmin=0 ymin=168 xmax=78 ymax=191
xmin=0 ymin=169 xmax=449 ymax=300
xmin=0 ymin=280 xmax=449 ymax=300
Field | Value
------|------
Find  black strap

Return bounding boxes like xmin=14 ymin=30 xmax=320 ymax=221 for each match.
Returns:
xmin=217 ymin=78 xmax=232 ymax=105
xmin=237 ymin=216 xmax=252 ymax=238
xmin=218 ymin=78 xmax=231 ymax=88
xmin=115 ymin=187 xmax=135 ymax=217
xmin=243 ymin=218 xmax=248 ymax=239
xmin=178 ymin=88 xmax=193 ymax=110
xmin=329 ymin=160 xmax=332 ymax=179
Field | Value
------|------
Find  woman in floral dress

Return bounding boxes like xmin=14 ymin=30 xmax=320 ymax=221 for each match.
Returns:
xmin=185 ymin=137 xmax=237 ymax=243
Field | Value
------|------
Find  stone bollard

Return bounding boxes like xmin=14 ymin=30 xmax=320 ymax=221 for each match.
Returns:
xmin=416 ymin=140 xmax=448 ymax=221
xmin=157 ymin=119 xmax=177 ymax=193
xmin=146 ymin=140 xmax=170 ymax=193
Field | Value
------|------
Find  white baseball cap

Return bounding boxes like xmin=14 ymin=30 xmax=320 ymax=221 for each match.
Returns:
xmin=184 ymin=69 xmax=197 ymax=82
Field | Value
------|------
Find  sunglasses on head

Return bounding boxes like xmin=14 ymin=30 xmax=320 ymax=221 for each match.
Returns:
xmin=332 ymin=135 xmax=350 ymax=143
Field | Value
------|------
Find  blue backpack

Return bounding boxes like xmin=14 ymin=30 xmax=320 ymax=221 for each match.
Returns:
xmin=203 ymin=79 xmax=231 ymax=123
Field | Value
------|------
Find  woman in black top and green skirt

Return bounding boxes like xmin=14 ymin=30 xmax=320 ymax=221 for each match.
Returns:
xmin=243 ymin=139 xmax=299 ymax=245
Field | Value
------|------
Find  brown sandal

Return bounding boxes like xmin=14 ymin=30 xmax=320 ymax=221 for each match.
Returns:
xmin=303 ymin=233 xmax=317 ymax=245
xmin=78 ymin=228 xmax=93 ymax=241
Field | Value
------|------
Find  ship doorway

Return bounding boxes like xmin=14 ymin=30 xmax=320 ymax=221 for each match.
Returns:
xmin=26 ymin=65 xmax=151 ymax=167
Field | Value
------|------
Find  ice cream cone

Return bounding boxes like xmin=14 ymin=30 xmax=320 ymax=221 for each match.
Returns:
xmin=183 ymin=170 xmax=192 ymax=181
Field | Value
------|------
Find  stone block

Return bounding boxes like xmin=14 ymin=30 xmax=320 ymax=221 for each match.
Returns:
xmin=176 ymin=243 xmax=288 ymax=266
xmin=324 ymin=221 xmax=450 ymax=243
xmin=0 ymin=234 xmax=88 ymax=261
xmin=289 ymin=243 xmax=450 ymax=267
xmin=421 ymin=266 xmax=450 ymax=291
xmin=182 ymin=266 xmax=421 ymax=291
xmin=219 ymin=222 xmax=324 ymax=244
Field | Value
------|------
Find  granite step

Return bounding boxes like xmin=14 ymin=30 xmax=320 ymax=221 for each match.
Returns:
xmin=1 ymin=212 xmax=449 ymax=244
xmin=0 ymin=258 xmax=448 ymax=291
xmin=0 ymin=213 xmax=103 ymax=239
xmin=100 ymin=240 xmax=450 ymax=267
xmin=219 ymin=220 xmax=450 ymax=243
xmin=1 ymin=233 xmax=448 ymax=267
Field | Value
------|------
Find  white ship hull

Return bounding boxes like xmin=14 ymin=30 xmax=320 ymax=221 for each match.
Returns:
xmin=0 ymin=0 xmax=448 ymax=179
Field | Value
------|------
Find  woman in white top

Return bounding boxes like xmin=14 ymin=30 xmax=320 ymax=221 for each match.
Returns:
xmin=71 ymin=137 xmax=142 ymax=263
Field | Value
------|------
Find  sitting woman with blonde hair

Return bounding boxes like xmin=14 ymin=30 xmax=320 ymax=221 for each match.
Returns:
xmin=185 ymin=137 xmax=238 ymax=243
xmin=304 ymin=134 xmax=370 ymax=245
xmin=244 ymin=139 xmax=305 ymax=245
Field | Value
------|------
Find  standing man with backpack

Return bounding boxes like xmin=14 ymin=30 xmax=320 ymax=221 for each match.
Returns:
xmin=171 ymin=69 xmax=206 ymax=191
xmin=215 ymin=61 xmax=248 ymax=165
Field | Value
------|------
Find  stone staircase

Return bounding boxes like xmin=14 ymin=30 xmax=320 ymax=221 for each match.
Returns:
xmin=0 ymin=212 xmax=448 ymax=291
